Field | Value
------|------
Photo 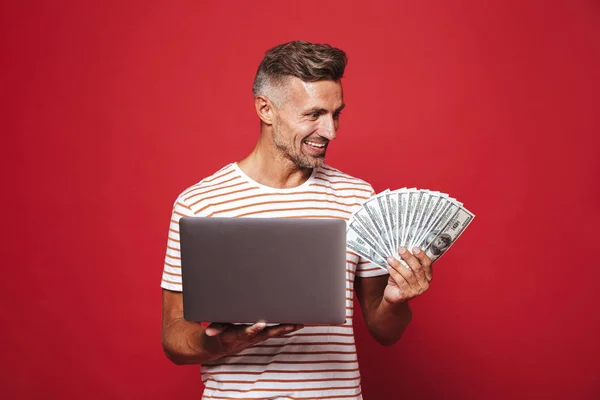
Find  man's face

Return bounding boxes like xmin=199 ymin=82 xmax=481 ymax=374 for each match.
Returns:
xmin=270 ymin=77 xmax=344 ymax=169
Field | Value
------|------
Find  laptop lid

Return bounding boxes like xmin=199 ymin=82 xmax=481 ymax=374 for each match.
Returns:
xmin=179 ymin=217 xmax=347 ymax=325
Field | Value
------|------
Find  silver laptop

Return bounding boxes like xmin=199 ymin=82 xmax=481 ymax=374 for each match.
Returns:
xmin=179 ymin=217 xmax=347 ymax=325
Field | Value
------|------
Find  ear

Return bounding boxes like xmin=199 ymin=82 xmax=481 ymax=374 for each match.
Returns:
xmin=254 ymin=95 xmax=275 ymax=125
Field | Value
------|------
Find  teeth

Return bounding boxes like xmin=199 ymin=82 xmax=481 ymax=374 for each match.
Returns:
xmin=305 ymin=141 xmax=326 ymax=148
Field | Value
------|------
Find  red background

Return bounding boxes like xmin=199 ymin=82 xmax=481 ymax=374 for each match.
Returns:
xmin=2 ymin=1 xmax=599 ymax=399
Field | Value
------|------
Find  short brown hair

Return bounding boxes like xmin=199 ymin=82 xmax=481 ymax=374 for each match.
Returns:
xmin=252 ymin=40 xmax=347 ymax=102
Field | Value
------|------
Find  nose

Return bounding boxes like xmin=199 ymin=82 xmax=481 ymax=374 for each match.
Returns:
xmin=319 ymin=115 xmax=337 ymax=141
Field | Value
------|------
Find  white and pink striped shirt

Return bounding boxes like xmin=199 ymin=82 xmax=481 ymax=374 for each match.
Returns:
xmin=162 ymin=163 xmax=387 ymax=399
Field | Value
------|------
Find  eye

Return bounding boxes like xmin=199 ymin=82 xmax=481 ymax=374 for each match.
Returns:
xmin=333 ymin=111 xmax=342 ymax=120
xmin=309 ymin=113 xmax=320 ymax=119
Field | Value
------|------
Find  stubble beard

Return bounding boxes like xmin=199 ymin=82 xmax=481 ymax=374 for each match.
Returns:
xmin=272 ymin=126 xmax=325 ymax=169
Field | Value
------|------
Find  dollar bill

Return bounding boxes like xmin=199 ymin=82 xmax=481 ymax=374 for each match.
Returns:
xmin=409 ymin=190 xmax=446 ymax=249
xmin=412 ymin=194 xmax=448 ymax=248
xmin=346 ymin=227 xmax=389 ymax=271
xmin=386 ymin=190 xmax=400 ymax=253
xmin=351 ymin=204 xmax=390 ymax=257
xmin=416 ymin=199 xmax=461 ymax=250
xmin=423 ymin=207 xmax=475 ymax=262
xmin=403 ymin=189 xmax=422 ymax=248
xmin=397 ymin=189 xmax=410 ymax=248
xmin=348 ymin=217 xmax=390 ymax=258
xmin=363 ymin=190 xmax=395 ymax=255
xmin=407 ymin=190 xmax=432 ymax=249
xmin=377 ymin=190 xmax=396 ymax=254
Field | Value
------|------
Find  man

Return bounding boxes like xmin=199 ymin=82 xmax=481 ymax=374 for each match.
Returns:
xmin=161 ymin=40 xmax=433 ymax=399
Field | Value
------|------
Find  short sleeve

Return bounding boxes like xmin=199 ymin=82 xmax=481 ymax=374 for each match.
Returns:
xmin=354 ymin=184 xmax=389 ymax=278
xmin=355 ymin=258 xmax=389 ymax=278
xmin=160 ymin=196 xmax=195 ymax=291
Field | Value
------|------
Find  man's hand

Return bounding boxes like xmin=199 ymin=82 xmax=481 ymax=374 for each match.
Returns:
xmin=384 ymin=246 xmax=433 ymax=305
xmin=203 ymin=322 xmax=303 ymax=360
xmin=354 ymin=246 xmax=433 ymax=346
xmin=161 ymin=290 xmax=303 ymax=365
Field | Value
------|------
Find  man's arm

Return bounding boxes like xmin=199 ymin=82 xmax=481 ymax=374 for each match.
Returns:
xmin=354 ymin=246 xmax=433 ymax=346
xmin=161 ymin=289 xmax=302 ymax=365
xmin=161 ymin=289 xmax=217 ymax=364
xmin=354 ymin=274 xmax=413 ymax=346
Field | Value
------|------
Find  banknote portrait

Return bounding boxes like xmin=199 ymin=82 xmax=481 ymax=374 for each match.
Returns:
xmin=422 ymin=230 xmax=439 ymax=250
xmin=429 ymin=233 xmax=452 ymax=256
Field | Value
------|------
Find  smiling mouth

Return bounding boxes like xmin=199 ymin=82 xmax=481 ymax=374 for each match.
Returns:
xmin=303 ymin=139 xmax=328 ymax=149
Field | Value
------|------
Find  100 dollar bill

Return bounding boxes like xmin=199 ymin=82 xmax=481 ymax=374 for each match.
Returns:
xmin=346 ymin=228 xmax=389 ymax=270
xmin=423 ymin=207 xmax=475 ymax=262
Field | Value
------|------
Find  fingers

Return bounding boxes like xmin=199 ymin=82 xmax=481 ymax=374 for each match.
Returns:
xmin=240 ymin=323 xmax=302 ymax=345
xmin=210 ymin=322 xmax=303 ymax=357
xmin=261 ymin=324 xmax=304 ymax=340
xmin=385 ymin=260 xmax=413 ymax=294
xmin=394 ymin=246 xmax=432 ymax=294
xmin=205 ymin=322 xmax=266 ymax=338
xmin=235 ymin=321 xmax=267 ymax=342
xmin=209 ymin=322 xmax=302 ymax=339
xmin=205 ymin=323 xmax=232 ymax=337
xmin=237 ymin=322 xmax=302 ymax=343
xmin=244 ymin=322 xmax=267 ymax=337
xmin=412 ymin=246 xmax=433 ymax=282
xmin=386 ymin=255 xmax=418 ymax=290
xmin=398 ymin=246 xmax=427 ymax=284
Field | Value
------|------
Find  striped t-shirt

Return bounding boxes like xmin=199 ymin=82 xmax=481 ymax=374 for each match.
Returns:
xmin=161 ymin=162 xmax=388 ymax=400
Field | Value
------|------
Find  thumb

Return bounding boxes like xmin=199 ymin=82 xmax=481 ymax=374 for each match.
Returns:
xmin=205 ymin=323 xmax=231 ymax=337
xmin=244 ymin=321 xmax=267 ymax=338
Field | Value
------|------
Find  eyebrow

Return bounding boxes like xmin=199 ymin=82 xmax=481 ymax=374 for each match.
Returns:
xmin=304 ymin=104 xmax=346 ymax=114
xmin=335 ymin=104 xmax=346 ymax=114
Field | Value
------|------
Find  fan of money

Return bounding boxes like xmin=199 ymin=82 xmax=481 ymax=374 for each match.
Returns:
xmin=347 ymin=188 xmax=475 ymax=271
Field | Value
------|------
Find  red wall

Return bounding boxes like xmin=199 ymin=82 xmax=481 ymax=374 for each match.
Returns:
xmin=2 ymin=1 xmax=599 ymax=399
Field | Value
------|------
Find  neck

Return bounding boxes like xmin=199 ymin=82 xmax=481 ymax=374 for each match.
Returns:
xmin=237 ymin=131 xmax=314 ymax=189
